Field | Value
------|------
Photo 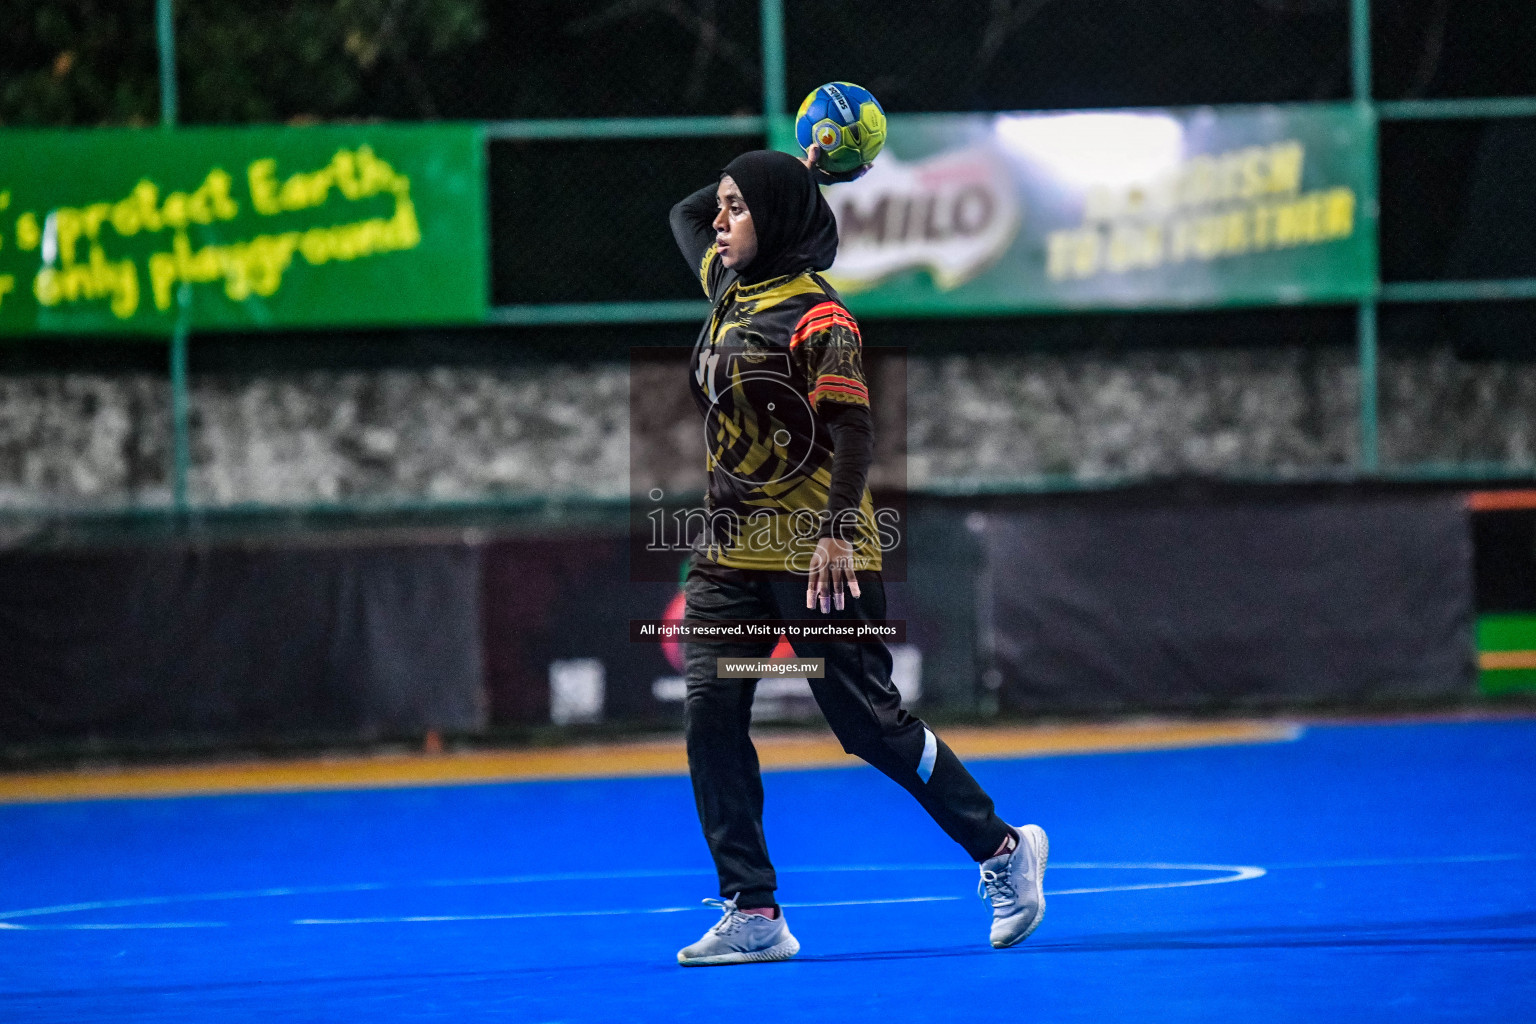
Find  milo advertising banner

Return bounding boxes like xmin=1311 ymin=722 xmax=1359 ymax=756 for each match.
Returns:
xmin=823 ymin=103 xmax=1377 ymax=314
xmin=0 ymin=124 xmax=486 ymax=334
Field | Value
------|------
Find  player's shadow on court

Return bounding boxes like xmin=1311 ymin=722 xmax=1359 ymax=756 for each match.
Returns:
xmin=800 ymin=909 xmax=1536 ymax=962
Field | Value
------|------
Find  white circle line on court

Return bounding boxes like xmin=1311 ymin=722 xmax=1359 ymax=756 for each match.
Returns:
xmin=292 ymin=866 xmax=1271 ymax=925
xmin=0 ymin=863 xmax=1264 ymax=930
xmin=1047 ymin=863 xmax=1266 ymax=896
xmin=0 ymin=854 xmax=1518 ymax=931
xmin=294 ymin=896 xmax=968 ymax=927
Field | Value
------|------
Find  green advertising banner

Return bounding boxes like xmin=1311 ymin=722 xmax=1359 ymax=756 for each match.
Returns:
xmin=0 ymin=124 xmax=486 ymax=335
xmin=823 ymin=103 xmax=1377 ymax=314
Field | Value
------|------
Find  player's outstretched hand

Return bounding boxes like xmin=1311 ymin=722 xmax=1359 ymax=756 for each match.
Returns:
xmin=801 ymin=144 xmax=873 ymax=185
xmin=806 ymin=535 xmax=861 ymax=614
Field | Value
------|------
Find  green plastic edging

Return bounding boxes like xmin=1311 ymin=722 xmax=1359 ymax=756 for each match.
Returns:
xmin=1479 ymin=614 xmax=1536 ymax=696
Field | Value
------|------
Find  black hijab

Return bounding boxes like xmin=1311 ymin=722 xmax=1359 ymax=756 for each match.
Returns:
xmin=721 ymin=150 xmax=839 ymax=284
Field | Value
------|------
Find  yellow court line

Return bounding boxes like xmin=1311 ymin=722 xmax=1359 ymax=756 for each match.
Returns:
xmin=0 ymin=720 xmax=1298 ymax=805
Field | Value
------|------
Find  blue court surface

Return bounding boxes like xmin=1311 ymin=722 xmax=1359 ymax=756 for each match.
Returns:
xmin=1 ymin=718 xmax=1532 ymax=1023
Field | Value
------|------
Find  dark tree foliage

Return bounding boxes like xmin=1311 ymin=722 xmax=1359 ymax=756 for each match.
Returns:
xmin=5 ymin=1 xmax=1536 ymax=124
xmin=0 ymin=0 xmax=485 ymax=126
xmin=0 ymin=0 xmax=771 ymax=125
xmin=0 ymin=1 xmax=161 ymax=125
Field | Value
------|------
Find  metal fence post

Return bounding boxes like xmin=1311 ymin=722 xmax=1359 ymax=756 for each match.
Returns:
xmin=157 ymin=0 xmax=191 ymax=511
xmin=156 ymin=0 xmax=178 ymax=128
xmin=170 ymin=289 xmax=192 ymax=511
xmin=1357 ymin=302 xmax=1379 ymax=470
xmin=1351 ymin=0 xmax=1381 ymax=472
xmin=760 ymin=0 xmax=792 ymax=151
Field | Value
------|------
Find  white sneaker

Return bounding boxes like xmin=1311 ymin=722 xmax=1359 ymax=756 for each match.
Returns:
xmin=979 ymin=824 xmax=1049 ymax=948
xmin=676 ymin=895 xmax=800 ymax=966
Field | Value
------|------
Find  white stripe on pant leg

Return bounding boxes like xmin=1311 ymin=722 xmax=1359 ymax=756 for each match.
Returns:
xmin=917 ymin=727 xmax=938 ymax=783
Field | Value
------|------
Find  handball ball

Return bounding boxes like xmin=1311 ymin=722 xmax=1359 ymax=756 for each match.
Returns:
xmin=795 ymin=82 xmax=887 ymax=175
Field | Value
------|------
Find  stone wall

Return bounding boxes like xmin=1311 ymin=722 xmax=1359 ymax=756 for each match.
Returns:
xmin=190 ymin=366 xmax=630 ymax=505
xmin=1 ymin=347 xmax=1532 ymax=510
xmin=0 ymin=375 xmax=171 ymax=510
xmin=905 ymin=347 xmax=1358 ymax=485
xmin=1381 ymin=348 xmax=1536 ymax=466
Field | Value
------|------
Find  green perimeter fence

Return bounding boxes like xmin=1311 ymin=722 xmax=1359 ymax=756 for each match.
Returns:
xmin=10 ymin=0 xmax=1536 ymax=523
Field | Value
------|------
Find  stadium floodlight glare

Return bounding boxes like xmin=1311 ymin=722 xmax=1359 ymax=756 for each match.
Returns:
xmin=992 ymin=112 xmax=1185 ymax=189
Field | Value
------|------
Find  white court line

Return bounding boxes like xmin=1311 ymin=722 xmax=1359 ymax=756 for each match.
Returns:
xmin=1 ymin=921 xmax=228 ymax=931
xmin=0 ymin=881 xmax=394 ymax=923
xmin=294 ymin=869 xmax=1270 ymax=925
xmin=0 ymin=863 xmax=1244 ymax=926
xmin=1261 ymin=853 xmax=1522 ymax=870
xmin=1049 ymin=865 xmax=1266 ymax=895
xmin=0 ymin=855 xmax=1518 ymax=931
xmin=297 ymin=907 xmax=698 ymax=925
xmin=295 ymin=896 xmax=962 ymax=926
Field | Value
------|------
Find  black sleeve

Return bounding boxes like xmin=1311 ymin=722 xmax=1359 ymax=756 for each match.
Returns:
xmin=817 ymin=402 xmax=875 ymax=540
xmin=669 ymin=183 xmax=719 ymax=293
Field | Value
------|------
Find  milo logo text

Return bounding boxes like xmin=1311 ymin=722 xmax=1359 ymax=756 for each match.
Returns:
xmin=825 ymin=147 xmax=1020 ymax=292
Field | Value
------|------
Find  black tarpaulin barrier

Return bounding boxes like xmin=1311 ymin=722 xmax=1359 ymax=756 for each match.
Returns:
xmin=0 ymin=541 xmax=484 ymax=743
xmin=980 ymin=493 xmax=1476 ymax=712
xmin=480 ymin=534 xmax=680 ymax=726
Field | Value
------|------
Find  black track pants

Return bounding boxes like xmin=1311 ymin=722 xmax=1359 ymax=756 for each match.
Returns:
xmin=682 ymin=556 xmax=1012 ymax=909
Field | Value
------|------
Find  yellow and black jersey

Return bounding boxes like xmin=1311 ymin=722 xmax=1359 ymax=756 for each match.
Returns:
xmin=676 ymin=194 xmax=882 ymax=574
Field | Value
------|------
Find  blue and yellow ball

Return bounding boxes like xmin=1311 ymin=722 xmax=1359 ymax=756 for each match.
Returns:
xmin=795 ymin=82 xmax=887 ymax=175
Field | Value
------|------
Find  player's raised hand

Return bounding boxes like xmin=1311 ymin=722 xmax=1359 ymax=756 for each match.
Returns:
xmin=801 ymin=144 xmax=872 ymax=185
